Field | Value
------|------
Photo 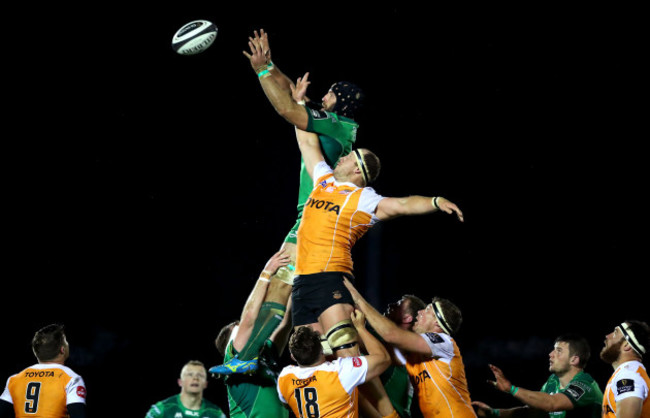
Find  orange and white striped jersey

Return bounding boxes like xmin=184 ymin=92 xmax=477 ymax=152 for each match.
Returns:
xmin=296 ymin=161 xmax=383 ymax=275
xmin=405 ymin=333 xmax=475 ymax=418
xmin=1 ymin=363 xmax=86 ymax=418
xmin=277 ymin=356 xmax=369 ymax=418
xmin=603 ymin=360 xmax=650 ymax=418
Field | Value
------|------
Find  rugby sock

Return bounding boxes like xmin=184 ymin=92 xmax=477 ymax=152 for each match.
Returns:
xmin=237 ymin=302 xmax=286 ymax=360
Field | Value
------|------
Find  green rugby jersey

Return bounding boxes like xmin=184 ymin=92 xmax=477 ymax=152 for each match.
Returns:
xmin=541 ymin=371 xmax=603 ymax=418
xmin=381 ymin=363 xmax=413 ymax=418
xmin=145 ymin=394 xmax=226 ymax=418
xmin=223 ymin=339 xmax=288 ymax=418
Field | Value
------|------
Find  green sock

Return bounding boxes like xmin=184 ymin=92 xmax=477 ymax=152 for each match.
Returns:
xmin=237 ymin=302 xmax=286 ymax=360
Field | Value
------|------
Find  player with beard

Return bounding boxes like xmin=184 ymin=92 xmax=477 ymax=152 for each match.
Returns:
xmin=472 ymin=334 xmax=603 ymax=418
xmin=600 ymin=320 xmax=650 ymax=418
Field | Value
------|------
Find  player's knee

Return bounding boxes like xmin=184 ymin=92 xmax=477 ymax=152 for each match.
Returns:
xmin=326 ymin=319 xmax=358 ymax=353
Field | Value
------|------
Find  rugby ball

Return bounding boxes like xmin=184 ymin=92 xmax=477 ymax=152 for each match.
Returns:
xmin=171 ymin=20 xmax=217 ymax=55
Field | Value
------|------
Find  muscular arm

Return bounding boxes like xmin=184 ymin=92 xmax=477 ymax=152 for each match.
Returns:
xmin=616 ymin=397 xmax=644 ymax=418
xmin=513 ymin=389 xmax=574 ymax=412
xmin=233 ymin=250 xmax=290 ymax=351
xmin=258 ymin=75 xmax=310 ymax=130
xmin=244 ymin=31 xmax=310 ymax=129
xmin=376 ymin=195 xmax=464 ymax=222
xmin=295 ymin=128 xmax=325 ymax=178
xmin=488 ymin=364 xmax=574 ymax=413
xmin=343 ymin=278 xmax=432 ymax=355
xmin=351 ymin=310 xmax=391 ymax=381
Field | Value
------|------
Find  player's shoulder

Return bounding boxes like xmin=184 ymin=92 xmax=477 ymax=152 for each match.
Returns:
xmin=616 ymin=361 xmax=647 ymax=380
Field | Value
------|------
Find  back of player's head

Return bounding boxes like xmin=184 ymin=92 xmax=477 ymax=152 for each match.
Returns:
xmin=330 ymin=81 xmax=364 ymax=119
xmin=402 ymin=294 xmax=426 ymax=318
xmin=32 ymin=323 xmax=66 ymax=362
xmin=289 ymin=326 xmax=322 ymax=366
xmin=555 ymin=333 xmax=591 ymax=368
xmin=215 ymin=321 xmax=239 ymax=357
xmin=622 ymin=320 xmax=650 ymax=358
xmin=357 ymin=148 xmax=381 ymax=184
xmin=432 ymin=297 xmax=463 ymax=335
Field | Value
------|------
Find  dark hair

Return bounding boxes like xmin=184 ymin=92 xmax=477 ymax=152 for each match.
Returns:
xmin=361 ymin=149 xmax=381 ymax=184
xmin=625 ymin=320 xmax=650 ymax=357
xmin=402 ymin=294 xmax=426 ymax=318
xmin=289 ymin=326 xmax=322 ymax=366
xmin=215 ymin=321 xmax=239 ymax=357
xmin=433 ymin=297 xmax=463 ymax=335
xmin=555 ymin=334 xmax=591 ymax=368
xmin=32 ymin=324 xmax=66 ymax=362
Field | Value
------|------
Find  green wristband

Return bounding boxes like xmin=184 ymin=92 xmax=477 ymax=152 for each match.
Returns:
xmin=491 ymin=409 xmax=501 ymax=417
xmin=257 ymin=69 xmax=270 ymax=79
xmin=509 ymin=385 xmax=519 ymax=395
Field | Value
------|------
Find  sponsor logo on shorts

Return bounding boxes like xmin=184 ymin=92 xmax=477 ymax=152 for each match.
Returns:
xmin=616 ymin=379 xmax=635 ymax=395
xmin=332 ymin=290 xmax=342 ymax=299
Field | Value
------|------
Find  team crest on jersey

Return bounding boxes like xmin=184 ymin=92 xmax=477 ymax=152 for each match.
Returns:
xmin=616 ymin=379 xmax=635 ymax=395
xmin=319 ymin=180 xmax=327 ymax=187
xmin=352 ymin=357 xmax=362 ymax=367
xmin=76 ymin=386 xmax=86 ymax=398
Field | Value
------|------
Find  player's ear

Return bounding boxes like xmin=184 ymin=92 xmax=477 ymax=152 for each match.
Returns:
xmin=177 ymin=378 xmax=183 ymax=388
xmin=569 ymin=355 xmax=580 ymax=367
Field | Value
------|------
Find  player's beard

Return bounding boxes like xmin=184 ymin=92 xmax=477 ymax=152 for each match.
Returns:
xmin=600 ymin=339 xmax=623 ymax=364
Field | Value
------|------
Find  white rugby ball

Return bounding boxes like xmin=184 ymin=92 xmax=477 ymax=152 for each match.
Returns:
xmin=171 ymin=20 xmax=217 ymax=55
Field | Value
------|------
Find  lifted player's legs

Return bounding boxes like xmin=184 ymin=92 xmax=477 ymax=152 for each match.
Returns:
xmin=211 ymin=242 xmax=295 ymax=375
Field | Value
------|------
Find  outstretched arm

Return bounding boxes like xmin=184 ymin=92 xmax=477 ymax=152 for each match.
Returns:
xmin=375 ymin=195 xmax=464 ymax=222
xmin=295 ymin=128 xmax=325 ymax=178
xmin=233 ymin=250 xmax=291 ymax=350
xmin=243 ymin=30 xmax=309 ymax=130
xmin=488 ymin=364 xmax=574 ymax=412
xmin=343 ymin=278 xmax=432 ymax=356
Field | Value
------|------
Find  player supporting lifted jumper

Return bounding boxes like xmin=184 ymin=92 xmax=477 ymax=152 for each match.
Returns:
xmin=211 ymin=28 xmax=365 ymax=376
xmin=343 ymin=280 xmax=475 ymax=418
xmin=277 ymin=311 xmax=391 ymax=418
xmin=214 ymin=250 xmax=294 ymax=418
